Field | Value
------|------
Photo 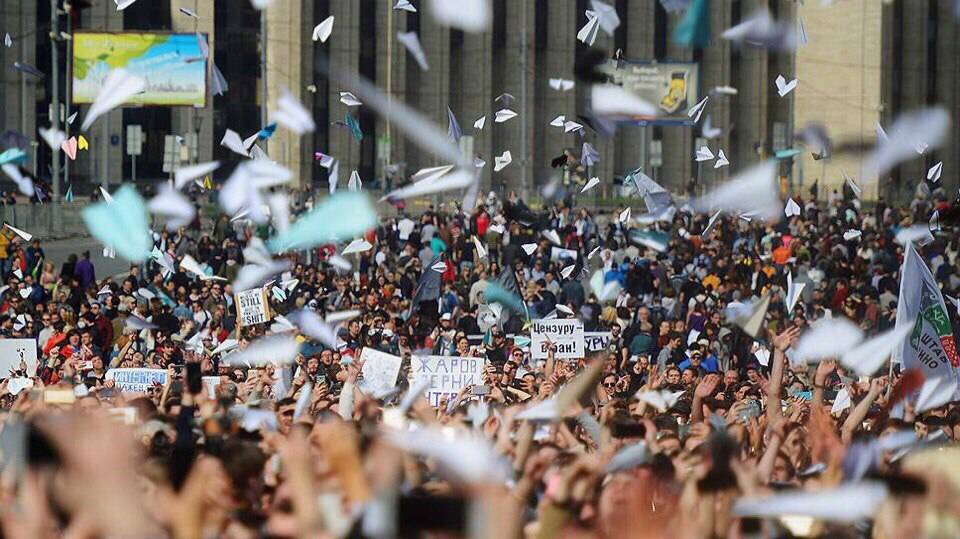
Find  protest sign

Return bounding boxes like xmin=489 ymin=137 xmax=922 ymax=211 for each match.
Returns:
xmin=584 ymin=332 xmax=612 ymax=352
xmin=0 ymin=339 xmax=38 ymax=378
xmin=359 ymin=347 xmax=403 ymax=394
xmin=236 ymin=288 xmax=271 ymax=327
xmin=531 ymin=319 xmax=585 ymax=359
xmin=410 ymin=355 xmax=485 ymax=405
xmin=106 ymin=368 xmax=167 ymax=392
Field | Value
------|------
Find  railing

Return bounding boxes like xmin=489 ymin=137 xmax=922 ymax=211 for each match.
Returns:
xmin=0 ymin=203 xmax=87 ymax=240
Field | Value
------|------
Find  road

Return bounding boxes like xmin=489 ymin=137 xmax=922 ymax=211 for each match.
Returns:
xmin=41 ymin=236 xmax=132 ymax=281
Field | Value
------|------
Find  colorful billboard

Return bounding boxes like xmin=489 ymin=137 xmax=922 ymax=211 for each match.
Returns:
xmin=601 ymin=60 xmax=699 ymax=125
xmin=72 ymin=32 xmax=207 ymax=107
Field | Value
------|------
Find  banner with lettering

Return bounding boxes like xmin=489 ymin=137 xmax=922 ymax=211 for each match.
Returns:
xmin=893 ymin=243 xmax=960 ymax=391
xmin=530 ymin=319 xmax=585 ymax=359
xmin=410 ymin=355 xmax=486 ymax=406
xmin=105 ymin=368 xmax=168 ymax=393
xmin=236 ymin=288 xmax=271 ymax=327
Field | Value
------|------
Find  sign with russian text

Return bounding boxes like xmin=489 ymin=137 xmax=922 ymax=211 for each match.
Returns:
xmin=531 ymin=319 xmax=585 ymax=360
xmin=106 ymin=368 xmax=167 ymax=392
xmin=236 ymin=288 xmax=271 ymax=327
xmin=410 ymin=355 xmax=485 ymax=406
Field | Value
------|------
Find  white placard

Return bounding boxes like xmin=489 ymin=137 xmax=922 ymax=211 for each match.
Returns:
xmin=584 ymin=332 xmax=613 ymax=352
xmin=105 ymin=368 xmax=168 ymax=392
xmin=359 ymin=347 xmax=403 ymax=394
xmin=0 ymin=339 xmax=38 ymax=378
xmin=202 ymin=376 xmax=221 ymax=398
xmin=531 ymin=319 xmax=585 ymax=359
xmin=236 ymin=288 xmax=271 ymax=327
xmin=410 ymin=355 xmax=486 ymax=406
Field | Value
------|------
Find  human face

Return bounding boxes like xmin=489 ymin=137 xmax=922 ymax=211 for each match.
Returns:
xmin=666 ymin=369 xmax=681 ymax=385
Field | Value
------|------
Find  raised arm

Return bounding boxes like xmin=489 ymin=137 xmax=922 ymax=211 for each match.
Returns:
xmin=767 ymin=326 xmax=800 ymax=422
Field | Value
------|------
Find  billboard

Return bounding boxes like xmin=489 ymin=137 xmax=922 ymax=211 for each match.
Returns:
xmin=601 ymin=60 xmax=699 ymax=124
xmin=73 ymin=32 xmax=207 ymax=107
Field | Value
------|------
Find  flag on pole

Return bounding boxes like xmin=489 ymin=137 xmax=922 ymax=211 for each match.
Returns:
xmin=893 ymin=243 xmax=960 ymax=389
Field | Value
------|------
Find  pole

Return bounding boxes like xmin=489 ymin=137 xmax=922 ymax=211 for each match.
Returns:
xmin=19 ymin=3 xmax=26 ymax=138
xmin=519 ymin=2 xmax=528 ymax=201
xmin=63 ymin=2 xmax=72 ymax=192
xmin=50 ymin=0 xmax=61 ymax=200
xmin=260 ymin=9 xmax=268 ymax=128
xmin=132 ymin=154 xmax=136 ymax=183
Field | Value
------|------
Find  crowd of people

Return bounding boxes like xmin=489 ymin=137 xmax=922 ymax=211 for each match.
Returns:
xmin=0 ymin=174 xmax=958 ymax=539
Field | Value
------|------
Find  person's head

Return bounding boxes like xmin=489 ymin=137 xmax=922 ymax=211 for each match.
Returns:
xmin=665 ymin=367 xmax=681 ymax=385
xmin=723 ymin=369 xmax=738 ymax=387
xmin=668 ymin=332 xmax=682 ymax=349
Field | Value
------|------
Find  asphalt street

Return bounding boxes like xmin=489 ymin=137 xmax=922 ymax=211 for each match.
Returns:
xmin=41 ymin=236 xmax=132 ymax=281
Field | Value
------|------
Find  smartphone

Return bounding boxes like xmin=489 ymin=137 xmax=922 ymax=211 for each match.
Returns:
xmin=471 ymin=385 xmax=490 ymax=396
xmin=397 ymin=495 xmax=468 ymax=535
xmin=43 ymin=388 xmax=76 ymax=405
xmin=738 ymin=399 xmax=762 ymax=422
xmin=186 ymin=363 xmax=202 ymax=395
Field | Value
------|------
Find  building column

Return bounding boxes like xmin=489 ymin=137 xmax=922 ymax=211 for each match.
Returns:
xmin=265 ymin=0 xmax=308 ymax=188
xmin=83 ymin=0 xmax=124 ymax=186
xmin=327 ymin=1 xmax=362 ymax=180
xmin=1 ymin=1 xmax=38 ymax=172
xmin=662 ymin=9 xmax=695 ymax=195
xmin=538 ymin=2 xmax=578 ymax=192
xmin=418 ymin=8 xmax=451 ymax=174
xmin=497 ymin=0 xmax=535 ymax=200
xmin=614 ymin=1 xmax=655 ymax=197
xmin=935 ymin=0 xmax=959 ymax=198
xmin=460 ymin=24 xmax=494 ymax=195
xmin=375 ymin=1 xmax=410 ymax=189
xmin=170 ymin=0 xmax=214 ymax=166
xmin=698 ymin=1 xmax=732 ymax=191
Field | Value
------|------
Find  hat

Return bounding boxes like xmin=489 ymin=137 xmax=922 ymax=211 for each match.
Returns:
xmin=440 ymin=312 xmax=452 ymax=321
xmin=697 ymin=339 xmax=709 ymax=346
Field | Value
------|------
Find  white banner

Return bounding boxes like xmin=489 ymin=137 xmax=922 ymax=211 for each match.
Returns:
xmin=105 ymin=368 xmax=168 ymax=393
xmin=584 ymin=332 xmax=613 ymax=352
xmin=531 ymin=319 xmax=585 ymax=359
xmin=894 ymin=244 xmax=960 ymax=388
xmin=236 ymin=288 xmax=271 ymax=327
xmin=410 ymin=355 xmax=485 ymax=405
xmin=359 ymin=347 xmax=403 ymax=395
xmin=0 ymin=339 xmax=38 ymax=378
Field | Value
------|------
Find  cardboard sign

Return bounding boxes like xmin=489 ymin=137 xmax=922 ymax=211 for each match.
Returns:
xmin=359 ymin=347 xmax=403 ymax=395
xmin=410 ymin=355 xmax=486 ymax=406
xmin=105 ymin=368 xmax=168 ymax=392
xmin=236 ymin=288 xmax=271 ymax=327
xmin=0 ymin=339 xmax=38 ymax=378
xmin=584 ymin=332 xmax=613 ymax=353
xmin=531 ymin=319 xmax=585 ymax=359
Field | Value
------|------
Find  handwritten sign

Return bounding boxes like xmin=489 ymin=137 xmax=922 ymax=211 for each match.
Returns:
xmin=0 ymin=339 xmax=38 ymax=378
xmin=236 ymin=288 xmax=271 ymax=327
xmin=410 ymin=355 xmax=485 ymax=405
xmin=531 ymin=319 xmax=585 ymax=359
xmin=105 ymin=368 xmax=167 ymax=392
xmin=359 ymin=347 xmax=403 ymax=395
xmin=584 ymin=332 xmax=612 ymax=352
xmin=550 ymin=247 xmax=579 ymax=262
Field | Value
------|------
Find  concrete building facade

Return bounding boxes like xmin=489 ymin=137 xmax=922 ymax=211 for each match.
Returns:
xmin=1 ymin=1 xmax=956 ymax=203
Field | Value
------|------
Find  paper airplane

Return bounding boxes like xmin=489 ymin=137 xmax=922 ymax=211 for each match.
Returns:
xmin=784 ymin=198 xmax=801 ymax=217
xmin=927 ymin=161 xmax=943 ymax=183
xmin=618 ymin=207 xmax=631 ymax=223
xmin=473 ymin=116 xmax=486 ymax=130
xmin=687 ymin=96 xmax=708 ymax=123
xmin=844 ymin=229 xmax=862 ymax=241
xmin=775 ymin=74 xmax=797 ymax=97
xmin=713 ymin=149 xmax=729 ymax=168
xmin=495 ymin=108 xmax=517 ymax=123
xmin=549 ymin=78 xmax=575 ymax=91
xmin=472 ymin=236 xmax=487 ymax=259
xmin=550 ymin=115 xmax=566 ymax=127
xmin=725 ymin=294 xmax=771 ymax=338
xmin=792 ymin=317 xmax=864 ymax=364
xmin=312 ymin=16 xmax=335 ymax=42
xmin=695 ymin=146 xmax=714 ymax=161
xmin=341 ymin=238 xmax=373 ymax=255
xmin=398 ymin=31 xmax=429 ymax=70
xmin=339 ymin=91 xmax=362 ymax=107
xmin=581 ymin=177 xmax=600 ymax=193
xmin=521 ymin=243 xmax=538 ymax=255
xmin=4 ymin=224 xmax=32 ymax=242
xmin=394 ymin=0 xmax=417 ymax=12
xmin=577 ymin=10 xmax=600 ymax=45
xmin=494 ymin=150 xmax=512 ymax=172
xmin=702 ymin=115 xmax=722 ymax=139
xmin=785 ymin=271 xmax=804 ymax=313
xmin=840 ymin=324 xmax=913 ymax=377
